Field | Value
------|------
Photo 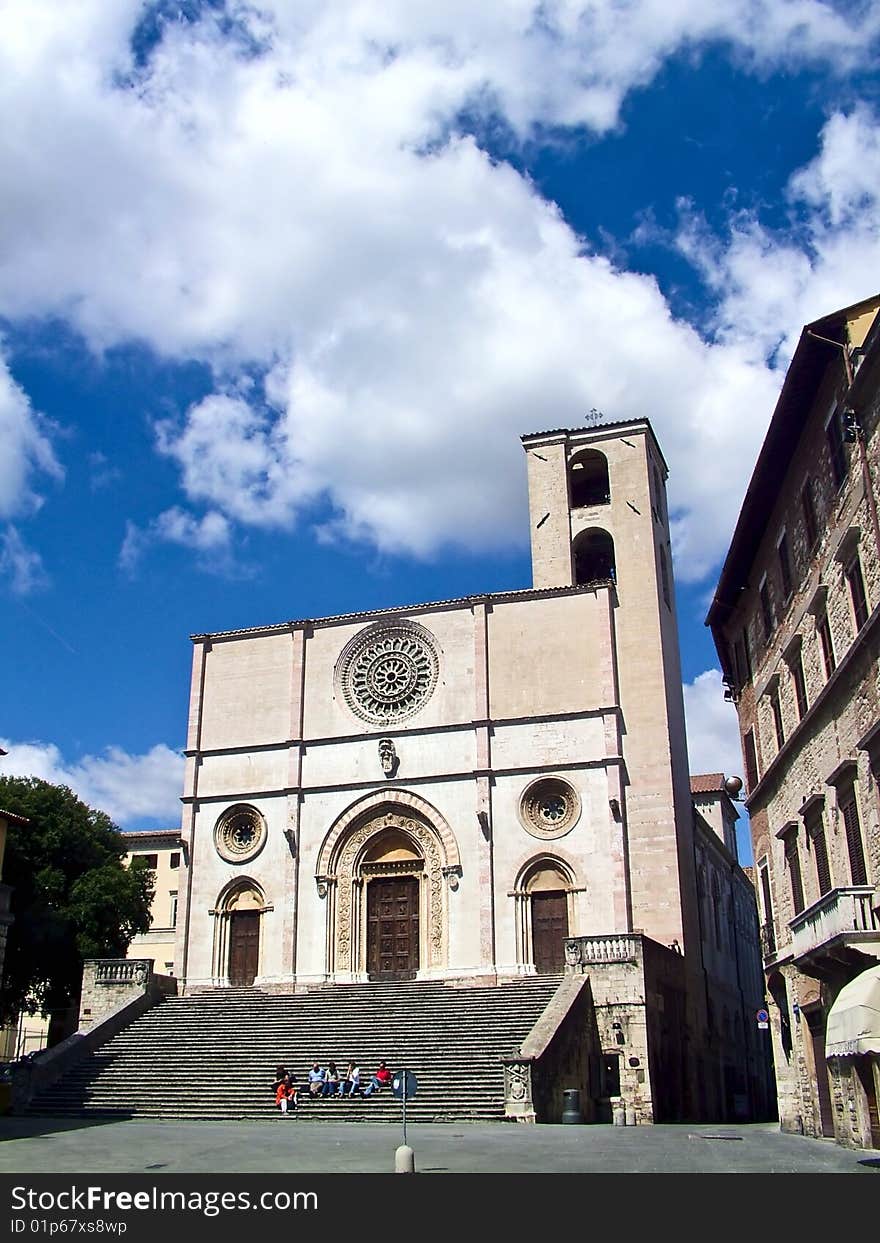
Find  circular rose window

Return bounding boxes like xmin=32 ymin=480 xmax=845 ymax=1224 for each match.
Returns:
xmin=519 ymin=777 xmax=581 ymax=839
xmin=214 ymin=804 xmax=267 ymax=864
xmin=336 ymin=621 xmax=440 ymax=726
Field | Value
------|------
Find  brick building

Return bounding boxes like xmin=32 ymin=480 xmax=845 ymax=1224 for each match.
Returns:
xmin=708 ymin=294 xmax=880 ymax=1148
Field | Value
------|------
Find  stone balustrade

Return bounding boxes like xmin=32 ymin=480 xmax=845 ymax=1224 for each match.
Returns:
xmin=789 ymin=886 xmax=880 ymax=962
xmin=93 ymin=959 xmax=154 ymax=986
xmin=564 ymin=934 xmax=640 ymax=969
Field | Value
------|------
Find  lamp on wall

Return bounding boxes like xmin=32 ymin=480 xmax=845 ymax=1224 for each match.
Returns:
xmin=608 ymin=798 xmax=621 ymax=821
xmin=611 ymin=1021 xmax=625 ymax=1046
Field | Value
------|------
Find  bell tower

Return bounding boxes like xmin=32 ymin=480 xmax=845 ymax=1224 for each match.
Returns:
xmin=521 ymin=420 xmax=701 ymax=963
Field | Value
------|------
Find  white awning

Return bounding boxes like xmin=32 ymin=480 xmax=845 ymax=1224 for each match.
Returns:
xmin=825 ymin=963 xmax=880 ymax=1058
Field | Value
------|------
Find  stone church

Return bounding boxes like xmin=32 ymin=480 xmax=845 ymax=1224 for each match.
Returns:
xmin=173 ymin=419 xmax=768 ymax=1120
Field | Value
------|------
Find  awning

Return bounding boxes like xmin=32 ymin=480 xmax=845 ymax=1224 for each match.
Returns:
xmin=825 ymin=963 xmax=880 ymax=1058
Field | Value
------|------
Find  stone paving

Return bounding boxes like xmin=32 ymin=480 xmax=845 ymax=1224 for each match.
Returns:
xmin=0 ymin=1116 xmax=878 ymax=1174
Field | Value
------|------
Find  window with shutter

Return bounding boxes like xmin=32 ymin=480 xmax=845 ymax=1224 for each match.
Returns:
xmin=806 ymin=812 xmax=832 ymax=896
xmin=743 ymin=729 xmax=759 ymax=793
xmin=791 ymin=650 xmax=808 ymax=721
xmin=840 ymin=786 xmax=867 ymax=886
xmin=785 ymin=836 xmax=805 ymax=915
xmin=817 ymin=611 xmax=835 ymax=679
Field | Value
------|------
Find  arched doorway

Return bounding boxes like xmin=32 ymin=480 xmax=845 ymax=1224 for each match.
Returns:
xmin=316 ymin=790 xmax=462 ymax=982
xmin=363 ymin=829 xmax=423 ymax=980
xmin=514 ymin=859 xmax=575 ymax=974
xmin=214 ymin=880 xmax=264 ymax=987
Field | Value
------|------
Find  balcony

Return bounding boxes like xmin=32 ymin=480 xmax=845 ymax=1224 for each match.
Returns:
xmin=788 ymin=887 xmax=880 ymax=980
xmin=760 ymin=921 xmax=776 ymax=962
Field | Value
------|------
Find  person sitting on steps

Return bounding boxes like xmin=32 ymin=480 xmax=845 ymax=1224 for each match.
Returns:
xmin=322 ymin=1061 xmax=340 ymax=1097
xmin=362 ymin=1060 xmax=392 ymax=1096
xmin=275 ymin=1072 xmax=298 ymax=1114
xmin=307 ymin=1062 xmax=325 ymax=1099
xmin=340 ymin=1060 xmax=361 ymax=1097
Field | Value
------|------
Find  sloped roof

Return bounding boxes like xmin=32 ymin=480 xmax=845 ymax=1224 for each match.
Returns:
xmin=690 ymin=773 xmax=726 ymax=794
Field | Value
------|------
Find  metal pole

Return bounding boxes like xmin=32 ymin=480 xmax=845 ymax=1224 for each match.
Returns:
xmin=402 ymin=1067 xmax=407 ymax=1148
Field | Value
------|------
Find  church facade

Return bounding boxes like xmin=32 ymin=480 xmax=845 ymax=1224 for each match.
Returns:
xmin=173 ymin=419 xmax=766 ymax=1119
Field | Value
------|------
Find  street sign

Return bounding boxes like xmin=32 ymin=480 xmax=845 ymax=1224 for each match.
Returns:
xmin=392 ymin=1070 xmax=418 ymax=1100
xmin=756 ymin=1007 xmax=769 ymax=1030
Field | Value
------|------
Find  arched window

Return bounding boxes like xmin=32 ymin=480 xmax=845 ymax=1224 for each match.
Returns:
xmin=568 ymin=449 xmax=610 ymax=508
xmin=572 ymin=528 xmax=615 ymax=586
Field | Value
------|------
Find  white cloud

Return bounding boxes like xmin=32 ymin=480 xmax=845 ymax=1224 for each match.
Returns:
xmin=0 ymin=349 xmax=60 ymax=523
xmin=682 ymin=668 xmax=744 ymax=782
xmin=120 ymin=507 xmax=231 ymax=575
xmin=0 ymin=526 xmax=49 ymax=595
xmin=0 ymin=4 xmax=877 ymax=577
xmin=0 ymin=738 xmax=184 ymax=827
xmin=678 ymin=105 xmax=880 ymax=367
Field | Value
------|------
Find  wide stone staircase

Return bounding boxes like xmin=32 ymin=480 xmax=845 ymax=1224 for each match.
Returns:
xmin=27 ymin=976 xmax=563 ymax=1122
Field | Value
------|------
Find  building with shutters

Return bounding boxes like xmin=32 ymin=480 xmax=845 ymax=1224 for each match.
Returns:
xmin=173 ymin=418 xmax=767 ymax=1121
xmin=122 ymin=829 xmax=183 ymax=979
xmin=708 ymin=294 xmax=880 ymax=1149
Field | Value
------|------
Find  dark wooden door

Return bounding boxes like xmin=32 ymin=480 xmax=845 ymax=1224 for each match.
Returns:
xmin=807 ymin=1012 xmax=835 ymax=1136
xmin=367 ymin=877 xmax=419 ymax=979
xmin=228 ymin=911 xmax=260 ymax=986
xmin=532 ymin=890 xmax=568 ymax=973
xmin=856 ymin=1058 xmax=880 ymax=1148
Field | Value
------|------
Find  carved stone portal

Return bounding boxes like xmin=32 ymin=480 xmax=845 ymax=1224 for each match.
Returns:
xmin=332 ymin=810 xmax=447 ymax=976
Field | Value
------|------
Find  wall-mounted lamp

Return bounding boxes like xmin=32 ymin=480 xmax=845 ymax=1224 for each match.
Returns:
xmin=611 ymin=1021 xmax=625 ymax=1046
xmin=609 ymin=798 xmax=621 ymax=821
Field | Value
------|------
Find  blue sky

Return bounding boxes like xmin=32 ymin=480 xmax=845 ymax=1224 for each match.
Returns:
xmin=2 ymin=2 xmax=879 ymax=865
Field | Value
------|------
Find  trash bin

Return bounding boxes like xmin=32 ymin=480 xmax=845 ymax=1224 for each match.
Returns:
xmin=561 ymin=1088 xmax=582 ymax=1124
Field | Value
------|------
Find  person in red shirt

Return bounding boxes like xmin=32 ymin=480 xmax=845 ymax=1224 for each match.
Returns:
xmin=363 ymin=1060 xmax=392 ymax=1096
xmin=275 ymin=1072 xmax=298 ymax=1113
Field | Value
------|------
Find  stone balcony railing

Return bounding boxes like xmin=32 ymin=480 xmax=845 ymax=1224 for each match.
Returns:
xmin=564 ymin=934 xmax=640 ymax=969
xmin=93 ymin=958 xmax=154 ymax=986
xmin=789 ymin=886 xmax=880 ymax=963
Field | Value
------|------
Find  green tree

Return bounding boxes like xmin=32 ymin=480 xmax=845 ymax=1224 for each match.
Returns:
xmin=0 ymin=776 xmax=153 ymax=1040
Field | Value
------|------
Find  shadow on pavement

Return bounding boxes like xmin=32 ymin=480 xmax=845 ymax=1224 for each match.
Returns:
xmin=0 ymin=1114 xmax=133 ymax=1142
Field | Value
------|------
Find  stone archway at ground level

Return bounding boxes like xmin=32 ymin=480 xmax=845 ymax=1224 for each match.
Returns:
xmin=316 ymin=789 xmax=462 ymax=981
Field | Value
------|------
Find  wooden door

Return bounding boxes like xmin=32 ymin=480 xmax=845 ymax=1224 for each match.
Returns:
xmin=532 ymin=890 xmax=568 ymax=973
xmin=228 ymin=910 xmax=260 ymax=986
xmin=855 ymin=1058 xmax=880 ymax=1149
xmin=806 ymin=1012 xmax=835 ymax=1137
xmin=367 ymin=876 xmax=419 ymax=979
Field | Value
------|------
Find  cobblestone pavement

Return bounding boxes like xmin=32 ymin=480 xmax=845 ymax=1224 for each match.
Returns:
xmin=0 ymin=1117 xmax=877 ymax=1174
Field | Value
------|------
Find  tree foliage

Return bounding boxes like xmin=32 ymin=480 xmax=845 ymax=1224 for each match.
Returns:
xmin=0 ymin=776 xmax=153 ymax=1030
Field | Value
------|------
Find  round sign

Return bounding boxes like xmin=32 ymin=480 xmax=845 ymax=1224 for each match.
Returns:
xmin=392 ymin=1070 xmax=418 ymax=1099
xmin=756 ymin=1008 xmax=769 ymax=1023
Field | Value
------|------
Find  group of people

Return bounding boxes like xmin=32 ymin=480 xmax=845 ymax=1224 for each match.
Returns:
xmin=272 ymin=1060 xmax=392 ymax=1112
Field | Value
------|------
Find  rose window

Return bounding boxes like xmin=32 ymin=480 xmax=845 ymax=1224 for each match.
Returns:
xmin=519 ymin=778 xmax=581 ymax=839
xmin=538 ymin=795 xmax=567 ymax=824
xmin=337 ymin=622 xmax=440 ymax=725
xmin=215 ymin=805 xmax=267 ymax=863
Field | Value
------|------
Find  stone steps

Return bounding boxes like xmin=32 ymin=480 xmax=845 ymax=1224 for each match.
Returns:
xmin=27 ymin=976 xmax=562 ymax=1121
